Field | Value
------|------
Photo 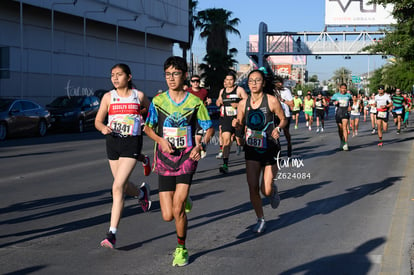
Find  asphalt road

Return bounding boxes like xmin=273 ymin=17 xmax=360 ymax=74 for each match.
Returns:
xmin=1 ymin=111 xmax=414 ymax=275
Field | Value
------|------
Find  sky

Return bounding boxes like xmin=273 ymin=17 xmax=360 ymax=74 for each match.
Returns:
xmin=182 ymin=0 xmax=388 ymax=82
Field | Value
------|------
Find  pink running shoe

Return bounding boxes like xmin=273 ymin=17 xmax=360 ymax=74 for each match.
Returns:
xmin=100 ymin=232 xmax=116 ymax=249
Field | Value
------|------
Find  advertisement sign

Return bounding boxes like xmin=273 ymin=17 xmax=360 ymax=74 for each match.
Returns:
xmin=273 ymin=64 xmax=292 ymax=76
xmin=325 ymin=0 xmax=395 ymax=25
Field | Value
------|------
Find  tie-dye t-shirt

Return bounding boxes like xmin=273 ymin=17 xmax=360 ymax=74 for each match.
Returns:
xmin=145 ymin=91 xmax=212 ymax=176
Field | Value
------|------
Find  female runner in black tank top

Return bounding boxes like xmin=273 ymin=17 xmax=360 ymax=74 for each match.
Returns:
xmin=233 ymin=69 xmax=287 ymax=233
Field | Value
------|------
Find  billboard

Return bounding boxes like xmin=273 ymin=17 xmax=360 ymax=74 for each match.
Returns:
xmin=325 ymin=0 xmax=395 ymax=26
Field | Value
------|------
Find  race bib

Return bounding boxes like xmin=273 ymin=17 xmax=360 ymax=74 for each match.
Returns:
xmin=109 ymin=115 xmax=141 ymax=136
xmin=377 ymin=111 xmax=387 ymax=118
xmin=245 ymin=128 xmax=267 ymax=149
xmin=394 ymin=109 xmax=403 ymax=114
xmin=225 ymin=106 xmax=237 ymax=116
xmin=338 ymin=99 xmax=348 ymax=107
xmin=163 ymin=126 xmax=192 ymax=149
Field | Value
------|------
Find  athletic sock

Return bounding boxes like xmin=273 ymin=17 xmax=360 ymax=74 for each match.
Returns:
xmin=109 ymin=227 xmax=117 ymax=234
xmin=177 ymin=235 xmax=186 ymax=248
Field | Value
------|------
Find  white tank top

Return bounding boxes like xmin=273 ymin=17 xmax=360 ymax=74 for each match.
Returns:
xmin=107 ymin=89 xmax=141 ymax=136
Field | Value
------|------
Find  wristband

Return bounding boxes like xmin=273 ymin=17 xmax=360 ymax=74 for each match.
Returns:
xmin=200 ymin=142 xmax=207 ymax=151
xmin=276 ymin=127 xmax=281 ymax=133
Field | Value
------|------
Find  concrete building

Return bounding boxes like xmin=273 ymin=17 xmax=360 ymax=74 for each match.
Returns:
xmin=0 ymin=0 xmax=188 ymax=105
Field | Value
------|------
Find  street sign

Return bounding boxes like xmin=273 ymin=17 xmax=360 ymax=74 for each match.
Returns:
xmin=352 ymin=75 xmax=361 ymax=83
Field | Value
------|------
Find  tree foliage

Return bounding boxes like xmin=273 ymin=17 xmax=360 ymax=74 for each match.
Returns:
xmin=365 ymin=0 xmax=414 ymax=91
xmin=195 ymin=8 xmax=241 ymax=98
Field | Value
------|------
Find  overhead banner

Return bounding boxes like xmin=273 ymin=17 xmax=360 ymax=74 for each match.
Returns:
xmin=325 ymin=0 xmax=395 ymax=26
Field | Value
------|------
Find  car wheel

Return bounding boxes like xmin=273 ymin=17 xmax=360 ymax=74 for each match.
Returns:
xmin=38 ymin=119 xmax=47 ymax=137
xmin=78 ymin=119 xmax=85 ymax=133
xmin=0 ymin=122 xmax=7 ymax=141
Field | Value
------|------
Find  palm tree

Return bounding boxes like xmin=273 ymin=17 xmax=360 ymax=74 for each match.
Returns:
xmin=332 ymin=67 xmax=352 ymax=85
xmin=196 ymin=8 xmax=241 ymax=98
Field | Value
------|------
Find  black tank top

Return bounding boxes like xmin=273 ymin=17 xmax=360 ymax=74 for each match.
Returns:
xmin=245 ymin=94 xmax=275 ymax=137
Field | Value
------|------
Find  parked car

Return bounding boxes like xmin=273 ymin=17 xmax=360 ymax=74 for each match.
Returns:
xmin=46 ymin=95 xmax=100 ymax=133
xmin=0 ymin=98 xmax=51 ymax=141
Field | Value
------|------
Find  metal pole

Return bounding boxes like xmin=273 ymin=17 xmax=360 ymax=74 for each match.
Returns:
xmin=144 ymin=22 xmax=164 ymax=93
xmin=83 ymin=7 xmax=107 ymax=88
xmin=51 ymin=1 xmax=77 ymax=99
xmin=116 ymin=16 xmax=138 ymax=62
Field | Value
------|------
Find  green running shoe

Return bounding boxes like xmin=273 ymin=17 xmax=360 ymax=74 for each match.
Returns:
xmin=172 ymin=247 xmax=189 ymax=267
xmin=185 ymin=196 xmax=193 ymax=213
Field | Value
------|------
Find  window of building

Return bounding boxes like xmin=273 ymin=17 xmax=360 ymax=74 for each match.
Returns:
xmin=0 ymin=47 xmax=10 ymax=79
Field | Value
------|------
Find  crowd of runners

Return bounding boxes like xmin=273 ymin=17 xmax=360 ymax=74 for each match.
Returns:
xmin=94 ymin=58 xmax=412 ymax=267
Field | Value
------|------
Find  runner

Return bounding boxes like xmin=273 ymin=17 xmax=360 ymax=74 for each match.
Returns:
xmin=95 ymin=63 xmax=152 ymax=249
xmin=391 ymin=88 xmax=406 ymax=134
xmin=274 ymin=76 xmax=294 ymax=157
xmin=315 ymin=92 xmax=327 ymax=133
xmin=144 ymin=56 xmax=214 ymax=266
xmin=186 ymin=74 xmax=212 ymax=156
xmin=369 ymin=93 xmax=377 ymax=134
xmin=350 ymin=94 xmax=362 ymax=137
xmin=216 ymin=71 xmax=248 ymax=173
xmin=374 ymin=85 xmax=392 ymax=147
xmin=363 ymin=95 xmax=369 ymax=122
xmin=292 ymin=93 xmax=303 ymax=129
xmin=232 ymin=69 xmax=287 ymax=234
xmin=331 ymin=83 xmax=353 ymax=151
xmin=303 ymin=91 xmax=315 ymax=131
xmin=403 ymin=92 xmax=412 ymax=128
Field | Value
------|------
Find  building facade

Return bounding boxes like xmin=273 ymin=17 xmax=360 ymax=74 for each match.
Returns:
xmin=0 ymin=0 xmax=188 ymax=105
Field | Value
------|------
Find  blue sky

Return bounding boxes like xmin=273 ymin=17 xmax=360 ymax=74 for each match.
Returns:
xmin=186 ymin=0 xmax=387 ymax=81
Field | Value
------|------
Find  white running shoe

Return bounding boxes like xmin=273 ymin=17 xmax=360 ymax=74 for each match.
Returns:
xmin=316 ymin=128 xmax=320 ymax=133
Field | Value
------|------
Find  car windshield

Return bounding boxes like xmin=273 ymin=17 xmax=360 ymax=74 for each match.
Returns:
xmin=48 ymin=97 xmax=84 ymax=107
xmin=0 ymin=99 xmax=14 ymax=112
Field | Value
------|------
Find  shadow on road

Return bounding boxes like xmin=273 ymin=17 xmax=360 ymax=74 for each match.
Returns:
xmin=279 ymin=237 xmax=386 ymax=275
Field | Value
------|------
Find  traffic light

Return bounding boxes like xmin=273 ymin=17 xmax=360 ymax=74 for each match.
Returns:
xmin=304 ymin=71 xmax=308 ymax=83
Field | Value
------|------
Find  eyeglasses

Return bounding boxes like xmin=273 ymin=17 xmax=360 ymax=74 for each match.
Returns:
xmin=248 ymin=79 xmax=263 ymax=84
xmin=164 ymin=72 xmax=182 ymax=79
xmin=191 ymin=79 xmax=200 ymax=83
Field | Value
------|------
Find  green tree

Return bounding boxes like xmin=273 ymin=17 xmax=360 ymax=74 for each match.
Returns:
xmin=365 ymin=0 xmax=414 ymax=90
xmin=332 ymin=67 xmax=352 ymax=85
xmin=196 ymin=8 xmax=241 ymax=98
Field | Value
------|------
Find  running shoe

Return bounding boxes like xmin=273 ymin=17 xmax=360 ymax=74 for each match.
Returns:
xmin=397 ymin=129 xmax=401 ymax=134
xmin=172 ymin=247 xmax=189 ymax=267
xmin=142 ymin=155 xmax=151 ymax=176
xmin=316 ymin=128 xmax=320 ymax=133
xmin=294 ymin=125 xmax=298 ymax=129
xmin=215 ymin=151 xmax=223 ymax=159
xmin=321 ymin=128 xmax=324 ymax=132
xmin=100 ymin=232 xmax=116 ymax=249
xmin=306 ymin=121 xmax=309 ymax=127
xmin=138 ymin=182 xmax=151 ymax=212
xmin=219 ymin=164 xmax=229 ymax=174
xmin=308 ymin=126 xmax=312 ymax=131
xmin=371 ymin=129 xmax=376 ymax=134
xmin=342 ymin=143 xmax=349 ymax=151
xmin=270 ymin=184 xmax=280 ymax=209
xmin=252 ymin=218 xmax=266 ymax=233
xmin=185 ymin=196 xmax=193 ymax=213
xmin=355 ymin=131 xmax=358 ymax=136
xmin=378 ymin=142 xmax=383 ymax=147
